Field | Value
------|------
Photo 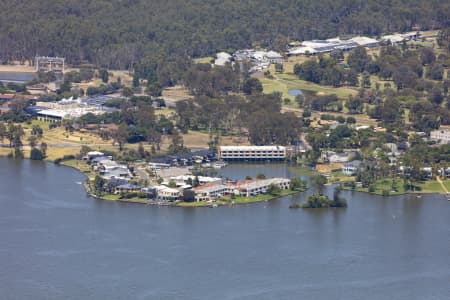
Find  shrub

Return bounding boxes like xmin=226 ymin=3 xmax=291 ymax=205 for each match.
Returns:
xmin=267 ymin=183 xmax=282 ymax=195
xmin=54 ymin=155 xmax=76 ymax=164
xmin=346 ymin=116 xmax=356 ymax=124
xmin=336 ymin=116 xmax=346 ymax=123
xmin=30 ymin=148 xmax=45 ymax=160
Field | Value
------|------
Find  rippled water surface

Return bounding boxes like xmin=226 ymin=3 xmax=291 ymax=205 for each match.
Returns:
xmin=1 ymin=159 xmax=449 ymax=299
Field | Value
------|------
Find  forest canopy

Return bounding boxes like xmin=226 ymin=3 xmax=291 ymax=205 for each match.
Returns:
xmin=1 ymin=0 xmax=449 ymax=69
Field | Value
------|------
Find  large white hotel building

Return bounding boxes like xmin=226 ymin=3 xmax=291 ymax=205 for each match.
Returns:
xmin=218 ymin=146 xmax=286 ymax=161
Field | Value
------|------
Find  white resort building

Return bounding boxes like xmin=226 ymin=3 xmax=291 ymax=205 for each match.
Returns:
xmin=155 ymin=186 xmax=182 ymax=201
xmin=192 ymin=178 xmax=291 ymax=201
xmin=218 ymin=146 xmax=286 ymax=161
xmin=193 ymin=184 xmax=235 ymax=202
xmin=235 ymin=178 xmax=290 ymax=197
xmin=430 ymin=129 xmax=450 ymax=144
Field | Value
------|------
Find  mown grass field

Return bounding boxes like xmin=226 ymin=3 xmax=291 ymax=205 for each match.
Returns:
xmin=260 ymin=62 xmax=359 ymax=104
xmin=2 ymin=118 xmax=233 ymax=162
xmin=2 ymin=119 xmax=168 ymax=161
xmin=345 ymin=178 xmax=450 ymax=195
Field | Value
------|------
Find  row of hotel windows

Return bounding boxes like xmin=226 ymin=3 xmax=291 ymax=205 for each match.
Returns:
xmin=221 ymin=150 xmax=284 ymax=152
xmin=221 ymin=151 xmax=285 ymax=154
xmin=221 ymin=154 xmax=285 ymax=157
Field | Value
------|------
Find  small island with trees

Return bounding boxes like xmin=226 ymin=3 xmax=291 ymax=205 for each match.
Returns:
xmin=289 ymin=187 xmax=348 ymax=209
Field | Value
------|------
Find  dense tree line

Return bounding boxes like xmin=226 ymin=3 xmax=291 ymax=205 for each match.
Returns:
xmin=294 ymin=55 xmax=359 ymax=87
xmin=78 ymin=98 xmax=171 ymax=150
xmin=176 ymin=92 xmax=303 ymax=145
xmin=293 ymin=39 xmax=450 ymax=132
xmin=1 ymin=0 xmax=450 ymax=69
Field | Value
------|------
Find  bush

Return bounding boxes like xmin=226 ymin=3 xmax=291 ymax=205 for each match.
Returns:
xmin=54 ymin=155 xmax=76 ymax=164
xmin=336 ymin=116 xmax=346 ymax=123
xmin=120 ymin=192 xmax=136 ymax=199
xmin=256 ymin=173 xmax=266 ymax=179
xmin=346 ymin=116 xmax=356 ymax=124
xmin=183 ymin=189 xmax=196 ymax=202
xmin=290 ymin=177 xmax=307 ymax=191
xmin=320 ymin=114 xmax=335 ymax=121
xmin=267 ymin=183 xmax=282 ymax=195
xmin=302 ymin=110 xmax=312 ymax=118
xmin=30 ymin=148 xmax=45 ymax=160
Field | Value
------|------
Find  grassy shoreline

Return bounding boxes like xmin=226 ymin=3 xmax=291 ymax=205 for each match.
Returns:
xmin=342 ymin=178 xmax=450 ymax=196
xmin=2 ymin=151 xmax=448 ymax=204
xmin=176 ymin=188 xmax=305 ymax=207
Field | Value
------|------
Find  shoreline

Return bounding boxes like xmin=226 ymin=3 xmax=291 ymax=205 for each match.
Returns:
xmin=1 ymin=154 xmax=448 ymax=203
xmin=58 ymin=158 xmax=307 ymax=207
xmin=50 ymin=158 xmax=450 ymax=203
xmin=340 ymin=178 xmax=450 ymax=196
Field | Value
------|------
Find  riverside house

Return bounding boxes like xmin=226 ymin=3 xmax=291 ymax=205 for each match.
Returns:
xmin=115 ymin=184 xmax=142 ymax=194
xmin=235 ymin=178 xmax=290 ymax=197
xmin=191 ymin=178 xmax=291 ymax=202
xmin=192 ymin=183 xmax=235 ymax=202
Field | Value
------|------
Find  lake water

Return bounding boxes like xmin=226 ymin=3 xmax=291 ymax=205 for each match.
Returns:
xmin=0 ymin=71 xmax=36 ymax=83
xmin=1 ymin=158 xmax=449 ymax=299
xmin=288 ymin=89 xmax=303 ymax=97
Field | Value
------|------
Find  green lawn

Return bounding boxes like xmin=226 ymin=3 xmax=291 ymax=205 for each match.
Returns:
xmin=222 ymin=189 xmax=302 ymax=204
xmin=98 ymin=193 xmax=149 ymax=204
xmin=328 ymin=171 xmax=356 ymax=183
xmin=345 ymin=178 xmax=449 ymax=196
xmin=443 ymin=180 xmax=450 ymax=191
xmin=118 ymin=198 xmax=149 ymax=204
xmin=351 ymin=178 xmax=405 ymax=196
xmin=193 ymin=57 xmax=213 ymax=64
xmin=176 ymin=200 xmax=227 ymax=207
xmin=418 ymin=180 xmax=448 ymax=194
xmin=288 ymin=166 xmax=317 ymax=177
xmin=22 ymin=119 xmax=50 ymax=131
xmin=60 ymin=159 xmax=92 ymax=173
xmin=101 ymin=194 xmax=121 ymax=201
xmin=177 ymin=189 xmax=304 ymax=207
xmin=260 ymin=72 xmax=358 ymax=103
xmin=226 ymin=194 xmax=275 ymax=204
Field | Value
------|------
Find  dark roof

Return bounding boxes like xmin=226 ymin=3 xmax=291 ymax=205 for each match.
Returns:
xmin=84 ymin=95 xmax=114 ymax=106
xmin=117 ymin=184 xmax=142 ymax=190
xmin=149 ymin=157 xmax=173 ymax=164
xmin=168 ymin=153 xmax=194 ymax=160
xmin=25 ymin=106 xmax=48 ymax=115
xmin=107 ymin=178 xmax=128 ymax=187
xmin=191 ymin=149 xmax=216 ymax=157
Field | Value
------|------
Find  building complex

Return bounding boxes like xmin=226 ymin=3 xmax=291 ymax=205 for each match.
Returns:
xmin=218 ymin=146 xmax=286 ymax=161
xmin=430 ymin=129 xmax=450 ymax=144
xmin=35 ymin=56 xmax=65 ymax=73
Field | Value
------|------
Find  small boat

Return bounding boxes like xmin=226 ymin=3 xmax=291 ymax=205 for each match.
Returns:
xmin=213 ymin=161 xmax=227 ymax=169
